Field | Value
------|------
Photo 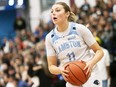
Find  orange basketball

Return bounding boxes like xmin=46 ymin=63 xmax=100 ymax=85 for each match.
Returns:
xmin=65 ymin=61 xmax=90 ymax=86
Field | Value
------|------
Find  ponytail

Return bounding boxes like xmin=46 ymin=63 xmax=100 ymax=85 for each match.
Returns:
xmin=68 ymin=12 xmax=78 ymax=22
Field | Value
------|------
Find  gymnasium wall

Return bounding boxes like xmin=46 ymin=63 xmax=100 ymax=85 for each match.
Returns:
xmin=0 ymin=10 xmax=16 ymax=45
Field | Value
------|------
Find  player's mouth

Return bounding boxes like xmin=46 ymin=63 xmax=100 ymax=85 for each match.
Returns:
xmin=53 ymin=17 xmax=57 ymax=21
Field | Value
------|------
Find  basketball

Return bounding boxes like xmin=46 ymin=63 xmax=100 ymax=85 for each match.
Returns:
xmin=64 ymin=61 xmax=90 ymax=86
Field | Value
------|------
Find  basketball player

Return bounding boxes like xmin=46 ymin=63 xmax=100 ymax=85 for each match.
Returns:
xmin=45 ymin=2 xmax=104 ymax=87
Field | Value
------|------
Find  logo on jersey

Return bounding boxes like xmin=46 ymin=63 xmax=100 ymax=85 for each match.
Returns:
xmin=93 ymin=80 xmax=100 ymax=85
xmin=68 ymin=35 xmax=76 ymax=40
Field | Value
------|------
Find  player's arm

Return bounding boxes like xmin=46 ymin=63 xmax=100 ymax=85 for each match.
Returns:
xmin=45 ymin=34 xmax=69 ymax=78
xmin=79 ymin=24 xmax=104 ymax=66
xmin=45 ymin=34 xmax=61 ymax=75
xmin=78 ymin=24 xmax=104 ymax=72
xmin=47 ymin=56 xmax=69 ymax=74
xmin=89 ymin=42 xmax=104 ymax=67
xmin=84 ymin=42 xmax=104 ymax=74
xmin=47 ymin=56 xmax=61 ymax=75
xmin=47 ymin=56 xmax=69 ymax=81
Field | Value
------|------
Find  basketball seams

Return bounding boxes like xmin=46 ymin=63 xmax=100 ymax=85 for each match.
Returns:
xmin=72 ymin=62 xmax=87 ymax=81
xmin=65 ymin=61 xmax=89 ymax=86
xmin=68 ymin=63 xmax=84 ymax=84
xmin=67 ymin=66 xmax=81 ymax=85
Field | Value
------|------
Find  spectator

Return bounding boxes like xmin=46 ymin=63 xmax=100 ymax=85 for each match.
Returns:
xmin=80 ymin=0 xmax=90 ymax=15
xmin=13 ymin=14 xmax=26 ymax=35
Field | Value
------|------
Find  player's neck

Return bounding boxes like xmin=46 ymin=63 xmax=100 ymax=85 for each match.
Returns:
xmin=57 ymin=21 xmax=69 ymax=32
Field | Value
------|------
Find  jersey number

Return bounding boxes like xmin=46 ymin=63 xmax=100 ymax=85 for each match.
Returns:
xmin=66 ymin=52 xmax=76 ymax=61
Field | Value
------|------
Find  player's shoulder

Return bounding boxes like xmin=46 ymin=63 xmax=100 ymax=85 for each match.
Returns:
xmin=70 ymin=22 xmax=88 ymax=34
xmin=46 ymin=29 xmax=55 ymax=39
xmin=76 ymin=23 xmax=87 ymax=29
xmin=70 ymin=22 xmax=87 ymax=30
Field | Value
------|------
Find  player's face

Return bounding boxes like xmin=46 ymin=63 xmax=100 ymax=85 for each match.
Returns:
xmin=51 ymin=4 xmax=69 ymax=25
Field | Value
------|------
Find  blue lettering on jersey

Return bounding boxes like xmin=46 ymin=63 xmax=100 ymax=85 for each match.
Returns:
xmin=56 ymin=41 xmax=81 ymax=54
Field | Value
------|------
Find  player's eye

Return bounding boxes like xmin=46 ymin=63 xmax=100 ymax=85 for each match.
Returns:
xmin=56 ymin=9 xmax=60 ymax=12
xmin=51 ymin=10 xmax=53 ymax=13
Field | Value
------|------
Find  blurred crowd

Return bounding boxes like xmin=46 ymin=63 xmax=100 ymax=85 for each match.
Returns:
xmin=0 ymin=0 xmax=116 ymax=87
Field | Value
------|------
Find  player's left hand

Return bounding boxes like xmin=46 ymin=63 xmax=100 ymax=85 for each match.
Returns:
xmin=83 ymin=60 xmax=93 ymax=76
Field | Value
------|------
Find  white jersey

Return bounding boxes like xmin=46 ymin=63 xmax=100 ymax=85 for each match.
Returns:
xmin=45 ymin=22 xmax=96 ymax=67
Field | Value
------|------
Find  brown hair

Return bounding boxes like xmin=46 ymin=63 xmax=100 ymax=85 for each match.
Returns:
xmin=55 ymin=2 xmax=78 ymax=22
